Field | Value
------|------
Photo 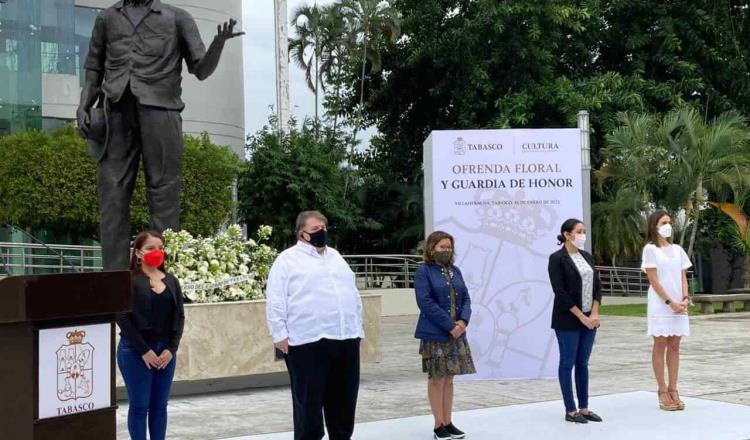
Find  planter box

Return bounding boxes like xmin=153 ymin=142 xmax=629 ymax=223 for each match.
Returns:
xmin=116 ymin=294 xmax=382 ymax=393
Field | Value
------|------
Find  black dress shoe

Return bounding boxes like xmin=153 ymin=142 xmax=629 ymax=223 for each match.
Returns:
xmin=580 ymin=411 xmax=603 ymax=422
xmin=445 ymin=422 xmax=466 ymax=439
xmin=565 ymin=412 xmax=588 ymax=423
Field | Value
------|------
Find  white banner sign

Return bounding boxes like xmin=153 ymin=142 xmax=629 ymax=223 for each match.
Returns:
xmin=181 ymin=273 xmax=255 ymax=292
xmin=424 ymin=129 xmax=583 ymax=379
xmin=38 ymin=323 xmax=111 ymax=419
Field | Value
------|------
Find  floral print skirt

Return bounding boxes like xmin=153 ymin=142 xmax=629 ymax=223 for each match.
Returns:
xmin=419 ymin=333 xmax=477 ymax=379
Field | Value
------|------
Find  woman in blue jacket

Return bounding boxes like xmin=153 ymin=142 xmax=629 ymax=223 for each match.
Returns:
xmin=415 ymin=230 xmax=476 ymax=440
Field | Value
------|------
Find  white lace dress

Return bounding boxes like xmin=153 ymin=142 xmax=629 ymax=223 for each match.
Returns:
xmin=641 ymin=243 xmax=692 ymax=337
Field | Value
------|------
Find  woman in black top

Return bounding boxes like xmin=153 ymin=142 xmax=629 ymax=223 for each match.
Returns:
xmin=117 ymin=230 xmax=185 ymax=440
xmin=547 ymin=219 xmax=603 ymax=424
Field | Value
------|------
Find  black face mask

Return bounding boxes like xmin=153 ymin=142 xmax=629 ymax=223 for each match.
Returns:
xmin=434 ymin=251 xmax=453 ymax=266
xmin=305 ymin=229 xmax=327 ymax=248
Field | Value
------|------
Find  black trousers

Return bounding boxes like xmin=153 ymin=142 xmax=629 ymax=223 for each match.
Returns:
xmin=284 ymin=338 xmax=361 ymax=440
xmin=98 ymin=87 xmax=183 ymax=269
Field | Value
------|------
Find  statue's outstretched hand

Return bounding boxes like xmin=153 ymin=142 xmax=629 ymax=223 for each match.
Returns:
xmin=215 ymin=18 xmax=244 ymax=43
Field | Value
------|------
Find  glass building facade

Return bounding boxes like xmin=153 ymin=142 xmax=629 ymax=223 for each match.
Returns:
xmin=0 ymin=0 xmax=101 ymax=136
xmin=0 ymin=1 xmax=103 ymax=262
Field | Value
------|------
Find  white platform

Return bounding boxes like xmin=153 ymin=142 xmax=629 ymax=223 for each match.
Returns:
xmin=226 ymin=391 xmax=750 ymax=440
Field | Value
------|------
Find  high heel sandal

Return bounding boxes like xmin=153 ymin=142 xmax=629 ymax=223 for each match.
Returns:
xmin=668 ymin=387 xmax=685 ymax=410
xmin=658 ymin=389 xmax=680 ymax=411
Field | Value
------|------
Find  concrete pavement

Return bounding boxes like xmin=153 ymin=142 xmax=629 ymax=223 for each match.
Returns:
xmin=117 ymin=311 xmax=750 ymax=440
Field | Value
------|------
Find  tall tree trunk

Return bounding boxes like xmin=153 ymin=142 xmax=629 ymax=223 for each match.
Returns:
xmin=679 ymin=212 xmax=689 ymax=246
xmin=350 ymin=27 xmax=369 ymax=147
xmin=331 ymin=52 xmax=342 ymax=140
xmin=687 ymin=180 xmax=703 ymax=258
xmin=314 ymin=45 xmax=320 ymax=139
xmin=345 ymin=27 xmax=369 ymax=200
xmin=744 ymin=256 xmax=750 ymax=289
xmin=332 ymin=84 xmax=339 ymax=140
xmin=359 ymin=28 xmax=368 ymax=111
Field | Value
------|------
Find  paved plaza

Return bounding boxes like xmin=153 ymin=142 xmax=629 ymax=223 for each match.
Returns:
xmin=234 ymin=392 xmax=750 ymax=440
xmin=117 ymin=311 xmax=750 ymax=440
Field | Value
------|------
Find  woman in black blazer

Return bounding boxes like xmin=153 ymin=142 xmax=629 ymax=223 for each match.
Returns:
xmin=117 ymin=230 xmax=185 ymax=440
xmin=547 ymin=218 xmax=603 ymax=424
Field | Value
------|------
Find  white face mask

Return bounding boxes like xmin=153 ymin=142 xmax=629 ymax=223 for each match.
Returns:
xmin=573 ymin=234 xmax=586 ymax=250
xmin=658 ymin=224 xmax=673 ymax=239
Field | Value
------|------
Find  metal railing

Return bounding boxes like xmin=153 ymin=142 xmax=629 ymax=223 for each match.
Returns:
xmin=0 ymin=242 xmax=102 ymax=276
xmin=595 ymin=266 xmax=650 ymax=297
xmin=342 ymin=254 xmax=423 ymax=289
xmin=596 ymin=266 xmax=697 ymax=297
xmin=0 ymin=242 xmax=691 ymax=297
xmin=0 ymin=243 xmax=424 ymax=288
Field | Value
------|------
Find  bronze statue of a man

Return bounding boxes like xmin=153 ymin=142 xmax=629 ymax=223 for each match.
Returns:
xmin=77 ymin=0 xmax=243 ymax=270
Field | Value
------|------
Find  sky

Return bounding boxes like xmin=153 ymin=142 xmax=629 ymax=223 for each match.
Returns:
xmin=243 ymin=0 xmax=334 ymax=137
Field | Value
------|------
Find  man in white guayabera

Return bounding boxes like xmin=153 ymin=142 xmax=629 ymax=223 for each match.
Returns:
xmin=265 ymin=210 xmax=365 ymax=440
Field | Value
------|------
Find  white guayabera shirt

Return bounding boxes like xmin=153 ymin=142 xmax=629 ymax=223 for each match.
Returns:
xmin=265 ymin=241 xmax=365 ymax=346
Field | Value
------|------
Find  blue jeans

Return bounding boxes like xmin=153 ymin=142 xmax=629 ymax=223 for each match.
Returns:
xmin=117 ymin=339 xmax=177 ymax=440
xmin=555 ymin=327 xmax=596 ymax=413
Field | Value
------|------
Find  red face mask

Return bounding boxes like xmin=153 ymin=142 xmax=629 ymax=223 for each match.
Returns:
xmin=142 ymin=249 xmax=165 ymax=268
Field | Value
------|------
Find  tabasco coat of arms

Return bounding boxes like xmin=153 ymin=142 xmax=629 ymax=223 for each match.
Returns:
xmin=454 ymin=137 xmax=467 ymax=155
xmin=56 ymin=330 xmax=94 ymax=401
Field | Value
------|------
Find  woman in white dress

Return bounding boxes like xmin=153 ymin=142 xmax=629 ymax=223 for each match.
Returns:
xmin=641 ymin=210 xmax=692 ymax=411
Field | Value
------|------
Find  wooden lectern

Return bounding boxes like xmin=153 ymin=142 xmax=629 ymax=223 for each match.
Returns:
xmin=0 ymin=271 xmax=130 ymax=440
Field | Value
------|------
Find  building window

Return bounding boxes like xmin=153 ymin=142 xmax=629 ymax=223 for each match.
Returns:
xmin=0 ymin=0 xmax=44 ymax=135
xmin=75 ymin=6 xmax=103 ymax=86
xmin=0 ymin=1 xmax=102 ymax=135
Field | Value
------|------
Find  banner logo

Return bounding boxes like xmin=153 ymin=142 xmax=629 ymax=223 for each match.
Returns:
xmin=453 ymin=137 xmax=467 ymax=155
xmin=454 ymin=137 xmax=505 ymax=154
xmin=521 ymin=142 xmax=560 ymax=153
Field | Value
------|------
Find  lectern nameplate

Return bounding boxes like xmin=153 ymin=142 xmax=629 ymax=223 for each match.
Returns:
xmin=38 ymin=323 xmax=112 ymax=420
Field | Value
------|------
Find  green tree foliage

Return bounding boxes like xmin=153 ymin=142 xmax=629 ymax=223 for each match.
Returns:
xmin=290 ymin=4 xmax=327 ymax=126
xmin=288 ymin=0 xmax=750 ymax=255
xmin=0 ymin=125 xmax=241 ymax=240
xmin=594 ymin=0 xmax=750 ymax=117
xmin=0 ymin=126 xmax=98 ymax=237
xmin=596 ymin=109 xmax=750 ymax=259
xmin=179 ymin=133 xmax=244 ymax=237
xmin=709 ymin=202 xmax=750 ymax=288
xmin=348 ymin=0 xmax=750 ymax=183
xmin=591 ymin=188 xmax=644 ymax=265
xmin=238 ymin=119 xmax=378 ymax=249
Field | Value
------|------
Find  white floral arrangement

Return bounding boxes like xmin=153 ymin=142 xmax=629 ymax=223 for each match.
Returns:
xmin=163 ymin=224 xmax=277 ymax=303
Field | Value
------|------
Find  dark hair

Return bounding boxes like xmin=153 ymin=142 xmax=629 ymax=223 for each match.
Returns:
xmin=646 ymin=210 xmax=672 ymax=246
xmin=423 ymin=230 xmax=456 ymax=265
xmin=129 ymin=230 xmax=166 ymax=274
xmin=557 ymin=218 xmax=583 ymax=245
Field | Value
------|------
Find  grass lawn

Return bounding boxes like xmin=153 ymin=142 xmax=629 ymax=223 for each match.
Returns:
xmin=599 ymin=302 xmax=747 ymax=317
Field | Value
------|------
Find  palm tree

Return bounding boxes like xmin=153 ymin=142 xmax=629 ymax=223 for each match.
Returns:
xmin=591 ymin=188 xmax=645 ymax=267
xmin=657 ymin=108 xmax=750 ymax=257
xmin=600 ymin=109 xmax=750 ymax=258
xmin=711 ymin=202 xmax=750 ymax=289
xmin=289 ymin=4 xmax=326 ymax=131
xmin=318 ymin=5 xmax=354 ymax=139
xmin=339 ymin=0 xmax=401 ymax=140
xmin=599 ymin=112 xmax=691 ymax=212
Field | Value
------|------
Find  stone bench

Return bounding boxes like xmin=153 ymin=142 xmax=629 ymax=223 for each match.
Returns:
xmin=692 ymin=292 xmax=750 ymax=314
